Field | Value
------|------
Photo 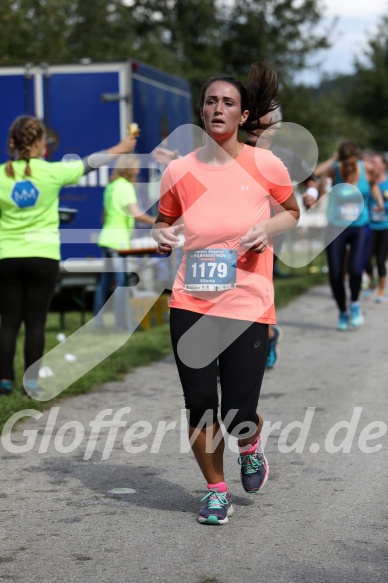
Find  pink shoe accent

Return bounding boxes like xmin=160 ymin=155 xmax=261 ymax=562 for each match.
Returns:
xmin=207 ymin=481 xmax=227 ymax=493
xmin=238 ymin=437 xmax=259 ymax=455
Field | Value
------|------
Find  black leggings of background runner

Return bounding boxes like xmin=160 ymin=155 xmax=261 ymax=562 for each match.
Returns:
xmin=325 ymin=225 xmax=371 ymax=312
xmin=0 ymin=257 xmax=59 ymax=381
xmin=365 ymin=228 xmax=388 ymax=278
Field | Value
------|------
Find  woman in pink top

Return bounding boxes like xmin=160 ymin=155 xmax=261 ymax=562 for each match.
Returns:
xmin=153 ymin=62 xmax=300 ymax=525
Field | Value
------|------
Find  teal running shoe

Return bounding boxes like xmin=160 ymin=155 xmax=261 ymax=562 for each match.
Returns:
xmin=336 ymin=312 xmax=349 ymax=331
xmin=197 ymin=490 xmax=234 ymax=525
xmin=266 ymin=325 xmax=281 ymax=369
xmin=0 ymin=380 xmax=12 ymax=396
xmin=362 ymin=289 xmax=374 ymax=299
xmin=238 ymin=437 xmax=269 ymax=494
xmin=375 ymin=295 xmax=388 ymax=304
xmin=350 ymin=304 xmax=364 ymax=327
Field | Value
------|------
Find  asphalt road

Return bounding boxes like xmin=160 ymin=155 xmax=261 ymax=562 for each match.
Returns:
xmin=0 ymin=284 xmax=387 ymax=583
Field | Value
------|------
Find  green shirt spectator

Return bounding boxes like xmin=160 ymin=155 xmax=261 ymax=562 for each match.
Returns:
xmin=0 ymin=115 xmax=138 ymax=398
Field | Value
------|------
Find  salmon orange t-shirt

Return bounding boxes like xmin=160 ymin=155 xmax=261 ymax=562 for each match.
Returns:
xmin=158 ymin=144 xmax=293 ymax=324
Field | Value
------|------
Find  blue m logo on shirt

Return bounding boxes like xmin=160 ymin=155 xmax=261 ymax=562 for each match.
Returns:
xmin=11 ymin=180 xmax=40 ymax=208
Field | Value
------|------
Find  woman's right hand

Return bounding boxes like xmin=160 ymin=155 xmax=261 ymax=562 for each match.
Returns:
xmin=154 ymin=224 xmax=183 ymax=254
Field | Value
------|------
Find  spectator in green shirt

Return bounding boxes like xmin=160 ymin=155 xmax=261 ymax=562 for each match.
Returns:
xmin=94 ymin=154 xmax=154 ymax=330
xmin=0 ymin=115 xmax=137 ymax=397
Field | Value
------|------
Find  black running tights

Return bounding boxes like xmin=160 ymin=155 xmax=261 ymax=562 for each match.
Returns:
xmin=0 ymin=257 xmax=59 ymax=381
xmin=365 ymin=228 xmax=388 ymax=278
xmin=170 ymin=308 xmax=268 ymax=437
xmin=325 ymin=225 xmax=371 ymax=312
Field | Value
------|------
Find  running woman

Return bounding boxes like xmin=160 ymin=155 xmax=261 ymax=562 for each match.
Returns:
xmin=320 ymin=140 xmax=384 ymax=330
xmin=153 ymin=107 xmax=316 ymax=371
xmin=0 ymin=115 xmax=137 ymax=397
xmin=153 ymin=62 xmax=299 ymax=525
xmin=364 ymin=153 xmax=388 ymax=302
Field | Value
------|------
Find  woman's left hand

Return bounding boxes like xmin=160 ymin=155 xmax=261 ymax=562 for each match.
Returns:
xmin=240 ymin=223 xmax=269 ymax=253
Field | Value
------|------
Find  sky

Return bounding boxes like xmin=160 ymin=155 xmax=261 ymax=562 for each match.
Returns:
xmin=298 ymin=0 xmax=388 ymax=85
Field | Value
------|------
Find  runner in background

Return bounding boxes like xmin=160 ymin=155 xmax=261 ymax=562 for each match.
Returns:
xmin=319 ymin=140 xmax=384 ymax=331
xmin=364 ymin=153 xmax=388 ymax=302
xmin=0 ymin=115 xmax=137 ymax=397
xmin=153 ymin=62 xmax=299 ymax=525
xmin=246 ymin=108 xmax=319 ymax=369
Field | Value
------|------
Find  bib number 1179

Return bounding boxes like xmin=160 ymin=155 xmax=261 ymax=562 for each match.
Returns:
xmin=191 ymin=261 xmax=228 ymax=279
xmin=184 ymin=249 xmax=237 ymax=292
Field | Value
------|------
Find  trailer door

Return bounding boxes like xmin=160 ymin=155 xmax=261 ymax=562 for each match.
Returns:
xmin=0 ymin=68 xmax=36 ymax=161
xmin=47 ymin=64 xmax=125 ymax=259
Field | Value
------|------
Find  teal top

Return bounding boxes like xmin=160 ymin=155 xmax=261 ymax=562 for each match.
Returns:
xmin=369 ymin=177 xmax=388 ymax=230
xmin=327 ymin=161 xmax=370 ymax=227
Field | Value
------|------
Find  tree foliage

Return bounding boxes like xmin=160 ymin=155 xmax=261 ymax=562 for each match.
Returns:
xmin=0 ymin=0 xmax=138 ymax=64
xmin=0 ymin=0 xmax=340 ymax=150
xmin=128 ymin=0 xmax=224 ymax=88
xmin=283 ymin=83 xmax=373 ymax=160
xmin=1 ymin=1 xmax=329 ymax=82
xmin=220 ymin=0 xmax=330 ymax=82
xmin=346 ymin=15 xmax=388 ymax=151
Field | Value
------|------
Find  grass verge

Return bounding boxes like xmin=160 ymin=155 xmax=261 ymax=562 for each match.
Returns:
xmin=0 ymin=271 xmax=327 ymax=432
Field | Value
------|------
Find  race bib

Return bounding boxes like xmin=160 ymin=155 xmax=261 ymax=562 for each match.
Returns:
xmin=371 ymin=209 xmax=388 ymax=223
xmin=184 ymin=249 xmax=237 ymax=291
xmin=337 ymin=202 xmax=363 ymax=223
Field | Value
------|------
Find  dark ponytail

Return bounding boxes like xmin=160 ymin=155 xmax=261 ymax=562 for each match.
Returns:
xmin=242 ymin=61 xmax=280 ymax=134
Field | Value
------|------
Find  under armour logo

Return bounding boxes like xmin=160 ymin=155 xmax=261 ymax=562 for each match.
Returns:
xmin=241 ymin=185 xmax=249 ymax=191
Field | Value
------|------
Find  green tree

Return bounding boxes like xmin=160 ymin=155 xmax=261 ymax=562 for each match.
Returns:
xmin=0 ymin=0 xmax=137 ymax=65
xmin=0 ymin=0 xmax=330 ymax=84
xmin=219 ymin=0 xmax=331 ymax=83
xmin=347 ymin=14 xmax=388 ymax=150
xmin=129 ymin=0 xmax=223 ymax=88
xmin=0 ymin=0 xmax=334 ymax=134
xmin=65 ymin=0 xmax=138 ymax=61
xmin=128 ymin=0 xmax=331 ymax=117
xmin=283 ymin=83 xmax=373 ymax=160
